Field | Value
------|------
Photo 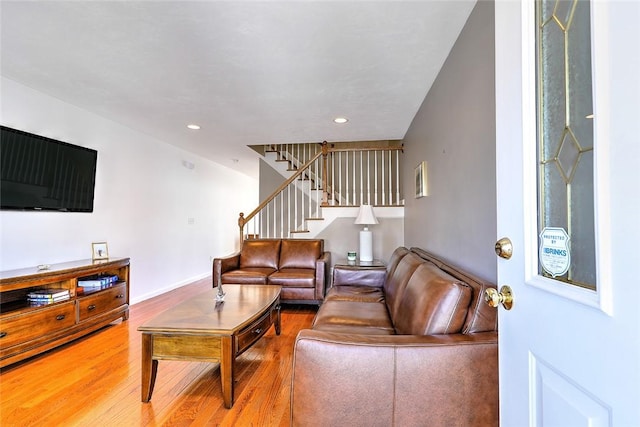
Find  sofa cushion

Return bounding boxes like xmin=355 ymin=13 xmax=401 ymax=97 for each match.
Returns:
xmin=269 ymin=268 xmax=316 ymax=288
xmin=324 ymin=285 xmax=385 ymax=303
xmin=221 ymin=267 xmax=276 ymax=285
xmin=239 ymin=239 xmax=282 ymax=269
xmin=383 ymin=252 xmax=425 ymax=321
xmin=409 ymin=247 xmax=498 ymax=334
xmin=279 ymin=240 xmax=322 ymax=269
xmin=393 ymin=263 xmax=472 ymax=335
xmin=311 ymin=323 xmax=396 ymax=335
xmin=312 ymin=300 xmax=395 ymax=333
xmin=385 ymin=246 xmax=410 ymax=280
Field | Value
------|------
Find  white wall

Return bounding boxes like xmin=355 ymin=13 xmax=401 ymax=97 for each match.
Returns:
xmin=0 ymin=77 xmax=258 ymax=303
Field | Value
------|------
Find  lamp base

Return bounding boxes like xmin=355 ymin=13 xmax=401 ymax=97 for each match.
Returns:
xmin=359 ymin=229 xmax=373 ymax=262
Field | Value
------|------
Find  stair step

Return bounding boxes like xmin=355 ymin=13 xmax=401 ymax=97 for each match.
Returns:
xmin=290 ymin=230 xmax=310 ymax=234
xmin=305 ymin=217 xmax=324 ymax=221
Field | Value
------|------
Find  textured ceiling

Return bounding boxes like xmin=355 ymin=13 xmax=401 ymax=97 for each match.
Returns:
xmin=0 ymin=1 xmax=476 ymax=178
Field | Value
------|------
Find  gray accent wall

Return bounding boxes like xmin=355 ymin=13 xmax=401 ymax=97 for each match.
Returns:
xmin=259 ymin=158 xmax=285 ymax=200
xmin=402 ymin=0 xmax=497 ymax=282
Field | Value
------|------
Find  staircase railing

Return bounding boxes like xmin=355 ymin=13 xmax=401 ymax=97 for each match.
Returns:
xmin=265 ymin=143 xmax=322 ymax=172
xmin=238 ymin=142 xmax=403 ymax=243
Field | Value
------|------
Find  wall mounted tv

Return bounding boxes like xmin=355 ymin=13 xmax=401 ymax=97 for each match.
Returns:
xmin=0 ymin=126 xmax=98 ymax=212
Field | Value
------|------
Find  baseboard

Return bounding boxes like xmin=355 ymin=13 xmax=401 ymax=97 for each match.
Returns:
xmin=130 ymin=272 xmax=210 ymax=305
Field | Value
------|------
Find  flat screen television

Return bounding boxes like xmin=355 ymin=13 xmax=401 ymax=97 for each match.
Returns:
xmin=0 ymin=126 xmax=98 ymax=212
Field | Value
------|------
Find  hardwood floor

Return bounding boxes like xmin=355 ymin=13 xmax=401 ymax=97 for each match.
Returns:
xmin=0 ymin=278 xmax=317 ymax=426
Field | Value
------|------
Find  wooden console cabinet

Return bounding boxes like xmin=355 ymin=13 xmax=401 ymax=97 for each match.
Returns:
xmin=0 ymin=257 xmax=130 ymax=368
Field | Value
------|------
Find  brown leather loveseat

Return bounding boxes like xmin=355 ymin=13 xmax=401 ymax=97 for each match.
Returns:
xmin=290 ymin=246 xmax=498 ymax=426
xmin=213 ymin=239 xmax=330 ymax=305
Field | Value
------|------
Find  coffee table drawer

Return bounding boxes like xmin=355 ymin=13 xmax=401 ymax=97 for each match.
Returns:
xmin=236 ymin=310 xmax=272 ymax=354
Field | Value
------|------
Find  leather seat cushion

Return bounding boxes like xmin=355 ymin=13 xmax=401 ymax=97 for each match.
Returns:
xmin=312 ymin=323 xmax=396 ymax=335
xmin=268 ymin=268 xmax=315 ymax=287
xmin=393 ymin=262 xmax=472 ymax=335
xmin=221 ymin=267 xmax=276 ymax=285
xmin=325 ymin=285 xmax=385 ymax=303
xmin=312 ymin=300 xmax=394 ymax=332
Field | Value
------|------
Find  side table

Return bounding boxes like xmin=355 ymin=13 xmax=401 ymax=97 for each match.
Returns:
xmin=334 ymin=259 xmax=386 ymax=269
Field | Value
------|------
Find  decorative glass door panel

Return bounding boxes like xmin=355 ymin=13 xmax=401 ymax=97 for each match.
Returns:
xmin=537 ymin=0 xmax=595 ymax=289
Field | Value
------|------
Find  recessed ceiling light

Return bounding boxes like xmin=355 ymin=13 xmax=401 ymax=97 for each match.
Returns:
xmin=187 ymin=124 xmax=201 ymax=130
xmin=333 ymin=117 xmax=349 ymax=124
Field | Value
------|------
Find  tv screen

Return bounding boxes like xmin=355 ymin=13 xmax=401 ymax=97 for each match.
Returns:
xmin=0 ymin=126 xmax=98 ymax=212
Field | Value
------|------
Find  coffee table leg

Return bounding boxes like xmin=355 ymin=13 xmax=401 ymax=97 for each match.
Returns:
xmin=141 ymin=333 xmax=158 ymax=402
xmin=275 ymin=304 xmax=281 ymax=335
xmin=220 ymin=336 xmax=234 ymax=408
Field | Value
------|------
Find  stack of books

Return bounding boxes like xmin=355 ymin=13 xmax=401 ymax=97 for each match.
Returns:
xmin=77 ymin=274 xmax=119 ymax=289
xmin=27 ymin=288 xmax=71 ymax=306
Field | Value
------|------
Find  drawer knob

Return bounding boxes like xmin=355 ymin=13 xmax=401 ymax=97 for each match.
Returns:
xmin=56 ymin=314 xmax=65 ymax=321
xmin=253 ymin=328 xmax=263 ymax=335
xmin=115 ymin=294 xmax=124 ymax=299
xmin=0 ymin=332 xmax=7 ymax=338
xmin=88 ymin=304 xmax=96 ymax=311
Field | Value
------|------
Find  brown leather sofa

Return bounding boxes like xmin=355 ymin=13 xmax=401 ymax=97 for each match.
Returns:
xmin=290 ymin=246 xmax=498 ymax=426
xmin=213 ymin=239 xmax=330 ymax=305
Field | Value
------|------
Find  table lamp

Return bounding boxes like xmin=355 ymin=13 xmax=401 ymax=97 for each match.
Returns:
xmin=354 ymin=204 xmax=378 ymax=262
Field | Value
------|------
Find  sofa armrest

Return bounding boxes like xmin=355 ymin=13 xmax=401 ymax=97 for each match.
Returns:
xmin=314 ymin=251 xmax=331 ymax=299
xmin=291 ymin=330 xmax=498 ymax=426
xmin=212 ymin=252 xmax=240 ymax=287
xmin=331 ymin=265 xmax=386 ymax=288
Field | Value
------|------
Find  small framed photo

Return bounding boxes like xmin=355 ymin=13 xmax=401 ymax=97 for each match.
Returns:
xmin=415 ymin=161 xmax=428 ymax=198
xmin=92 ymin=242 xmax=109 ymax=260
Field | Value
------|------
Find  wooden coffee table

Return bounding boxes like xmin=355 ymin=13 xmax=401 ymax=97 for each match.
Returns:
xmin=138 ymin=284 xmax=281 ymax=408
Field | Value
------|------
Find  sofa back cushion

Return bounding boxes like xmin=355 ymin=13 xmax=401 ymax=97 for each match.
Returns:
xmin=386 ymin=246 xmax=410 ymax=280
xmin=393 ymin=262 xmax=472 ymax=335
xmin=409 ymin=247 xmax=498 ymax=333
xmin=279 ymin=239 xmax=322 ymax=269
xmin=240 ymin=239 xmax=282 ymax=269
xmin=383 ymin=252 xmax=424 ymax=320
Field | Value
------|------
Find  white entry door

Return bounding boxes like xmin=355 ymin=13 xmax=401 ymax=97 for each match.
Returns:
xmin=495 ymin=1 xmax=639 ymax=426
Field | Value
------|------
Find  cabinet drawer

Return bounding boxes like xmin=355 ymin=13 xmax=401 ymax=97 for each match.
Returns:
xmin=78 ymin=283 xmax=127 ymax=321
xmin=236 ymin=310 xmax=273 ymax=354
xmin=0 ymin=302 xmax=76 ymax=349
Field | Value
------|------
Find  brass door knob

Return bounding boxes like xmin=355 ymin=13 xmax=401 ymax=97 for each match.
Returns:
xmin=495 ymin=237 xmax=513 ymax=259
xmin=484 ymin=286 xmax=514 ymax=310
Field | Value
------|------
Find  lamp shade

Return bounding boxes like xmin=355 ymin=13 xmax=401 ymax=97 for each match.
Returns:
xmin=354 ymin=204 xmax=379 ymax=225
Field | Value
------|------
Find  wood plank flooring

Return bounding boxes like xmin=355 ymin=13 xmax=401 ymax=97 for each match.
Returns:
xmin=0 ymin=278 xmax=317 ymax=426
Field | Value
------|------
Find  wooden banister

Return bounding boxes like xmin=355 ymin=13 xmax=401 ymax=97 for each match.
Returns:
xmin=238 ymin=142 xmax=404 ymax=246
